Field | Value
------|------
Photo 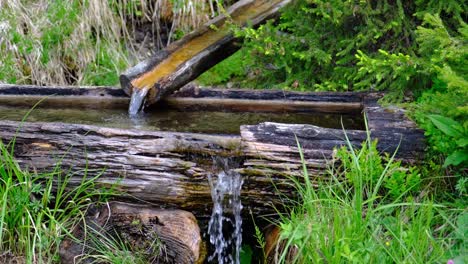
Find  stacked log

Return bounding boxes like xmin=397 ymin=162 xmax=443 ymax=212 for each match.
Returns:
xmin=0 ymin=89 xmax=425 ymax=262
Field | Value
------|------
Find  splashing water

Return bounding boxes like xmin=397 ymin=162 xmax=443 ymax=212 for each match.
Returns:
xmin=208 ymin=159 xmax=243 ymax=264
xmin=128 ymin=87 xmax=149 ymax=116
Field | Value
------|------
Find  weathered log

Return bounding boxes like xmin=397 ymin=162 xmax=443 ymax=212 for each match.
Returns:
xmin=0 ymin=120 xmax=241 ymax=217
xmin=120 ymin=0 xmax=292 ymax=112
xmin=0 ymin=86 xmax=425 ymax=219
xmin=239 ymin=94 xmax=425 ymax=210
xmin=0 ymin=83 xmax=363 ymax=114
xmin=59 ymin=202 xmax=204 ymax=264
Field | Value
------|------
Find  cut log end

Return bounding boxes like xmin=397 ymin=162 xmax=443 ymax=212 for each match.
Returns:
xmin=59 ymin=202 xmax=205 ymax=264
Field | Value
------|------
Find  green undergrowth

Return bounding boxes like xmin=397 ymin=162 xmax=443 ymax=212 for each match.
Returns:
xmin=78 ymin=226 xmax=153 ymax=264
xmin=269 ymin=127 xmax=466 ymax=263
xmin=200 ymin=0 xmax=468 ymax=196
xmin=0 ymin=137 xmax=115 ymax=263
xmin=197 ymin=49 xmax=253 ymax=87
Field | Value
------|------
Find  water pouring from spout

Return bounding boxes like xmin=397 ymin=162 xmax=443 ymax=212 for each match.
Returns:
xmin=128 ymin=87 xmax=150 ymax=116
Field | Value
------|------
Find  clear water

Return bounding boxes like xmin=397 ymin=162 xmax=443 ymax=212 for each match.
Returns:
xmin=0 ymin=105 xmax=363 ymax=134
xmin=128 ymin=87 xmax=149 ymax=116
xmin=208 ymin=158 xmax=243 ymax=264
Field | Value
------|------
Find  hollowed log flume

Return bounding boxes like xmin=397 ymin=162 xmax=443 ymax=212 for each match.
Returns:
xmin=0 ymin=84 xmax=425 ymax=219
xmin=120 ymin=0 xmax=293 ymax=114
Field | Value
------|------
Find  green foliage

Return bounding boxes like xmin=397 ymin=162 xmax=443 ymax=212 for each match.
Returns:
xmin=231 ymin=0 xmax=467 ymax=192
xmin=0 ymin=0 xmax=131 ymax=86
xmin=235 ymin=0 xmax=466 ymax=94
xmin=82 ymin=43 xmax=127 ymax=86
xmin=80 ymin=226 xmax=152 ymax=264
xmin=0 ymin=137 xmax=114 ymax=262
xmin=427 ymin=115 xmax=468 ymax=167
xmin=196 ymin=49 xmax=251 ymax=86
xmin=275 ymin=128 xmax=462 ymax=263
xmin=335 ymin=138 xmax=421 ymax=199
xmin=235 ymin=0 xmax=419 ymax=91
xmin=240 ymin=245 xmax=253 ymax=264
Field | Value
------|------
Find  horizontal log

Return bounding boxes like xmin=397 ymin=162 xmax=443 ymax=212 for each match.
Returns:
xmin=0 ymin=83 xmax=362 ymax=113
xmin=0 ymin=88 xmax=425 ymax=219
xmin=60 ymin=202 xmax=204 ymax=264
xmin=0 ymin=120 xmax=241 ymax=217
xmin=239 ymin=97 xmax=425 ymax=208
xmin=164 ymin=85 xmax=363 ymax=113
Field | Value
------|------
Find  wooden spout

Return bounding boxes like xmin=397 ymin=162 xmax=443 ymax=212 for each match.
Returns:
xmin=120 ymin=0 xmax=292 ymax=111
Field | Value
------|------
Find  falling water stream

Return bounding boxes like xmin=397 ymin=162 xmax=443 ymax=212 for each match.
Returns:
xmin=128 ymin=87 xmax=150 ymax=116
xmin=208 ymin=158 xmax=243 ymax=264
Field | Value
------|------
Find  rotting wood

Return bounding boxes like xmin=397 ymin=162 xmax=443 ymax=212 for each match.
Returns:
xmin=59 ymin=202 xmax=204 ymax=264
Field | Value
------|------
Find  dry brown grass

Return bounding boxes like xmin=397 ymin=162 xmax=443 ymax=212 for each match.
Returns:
xmin=0 ymin=0 xmax=232 ymax=86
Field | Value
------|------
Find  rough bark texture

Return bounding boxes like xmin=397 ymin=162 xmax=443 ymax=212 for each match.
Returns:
xmin=59 ymin=202 xmax=204 ymax=264
xmin=238 ymin=94 xmax=425 ymax=211
xmin=120 ymin=0 xmax=293 ymax=106
xmin=0 ymin=89 xmax=425 ymax=218
xmin=0 ymin=120 xmax=240 ymax=217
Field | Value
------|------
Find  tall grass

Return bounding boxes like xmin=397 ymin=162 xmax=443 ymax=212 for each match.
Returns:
xmin=0 ymin=138 xmax=114 ymax=263
xmin=0 ymin=0 xmax=234 ymax=86
xmin=272 ymin=127 xmax=466 ymax=263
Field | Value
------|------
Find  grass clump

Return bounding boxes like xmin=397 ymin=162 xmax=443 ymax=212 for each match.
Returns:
xmin=272 ymin=129 xmax=465 ymax=263
xmin=78 ymin=226 xmax=154 ymax=264
xmin=0 ymin=0 xmax=234 ymax=86
xmin=0 ymin=138 xmax=114 ymax=263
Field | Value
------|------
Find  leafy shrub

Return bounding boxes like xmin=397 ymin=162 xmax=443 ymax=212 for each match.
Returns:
xmin=232 ymin=0 xmax=467 ymax=191
xmin=427 ymin=115 xmax=467 ymax=167
xmin=235 ymin=1 xmax=466 ymax=94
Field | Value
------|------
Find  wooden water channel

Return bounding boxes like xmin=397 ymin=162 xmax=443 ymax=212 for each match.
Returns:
xmin=0 ymin=84 xmax=425 ymax=213
xmin=0 ymin=0 xmax=426 ymax=262
xmin=0 ymin=84 xmax=425 ymax=262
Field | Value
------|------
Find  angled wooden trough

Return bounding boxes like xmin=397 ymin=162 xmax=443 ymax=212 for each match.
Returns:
xmin=0 ymin=84 xmax=424 ymax=219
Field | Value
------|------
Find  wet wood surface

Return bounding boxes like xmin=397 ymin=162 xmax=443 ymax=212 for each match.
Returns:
xmin=120 ymin=0 xmax=293 ymax=106
xmin=0 ymin=89 xmax=425 ymax=218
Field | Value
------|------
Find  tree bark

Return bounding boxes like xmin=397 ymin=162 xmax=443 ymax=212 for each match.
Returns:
xmin=0 ymin=89 xmax=425 ymax=218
